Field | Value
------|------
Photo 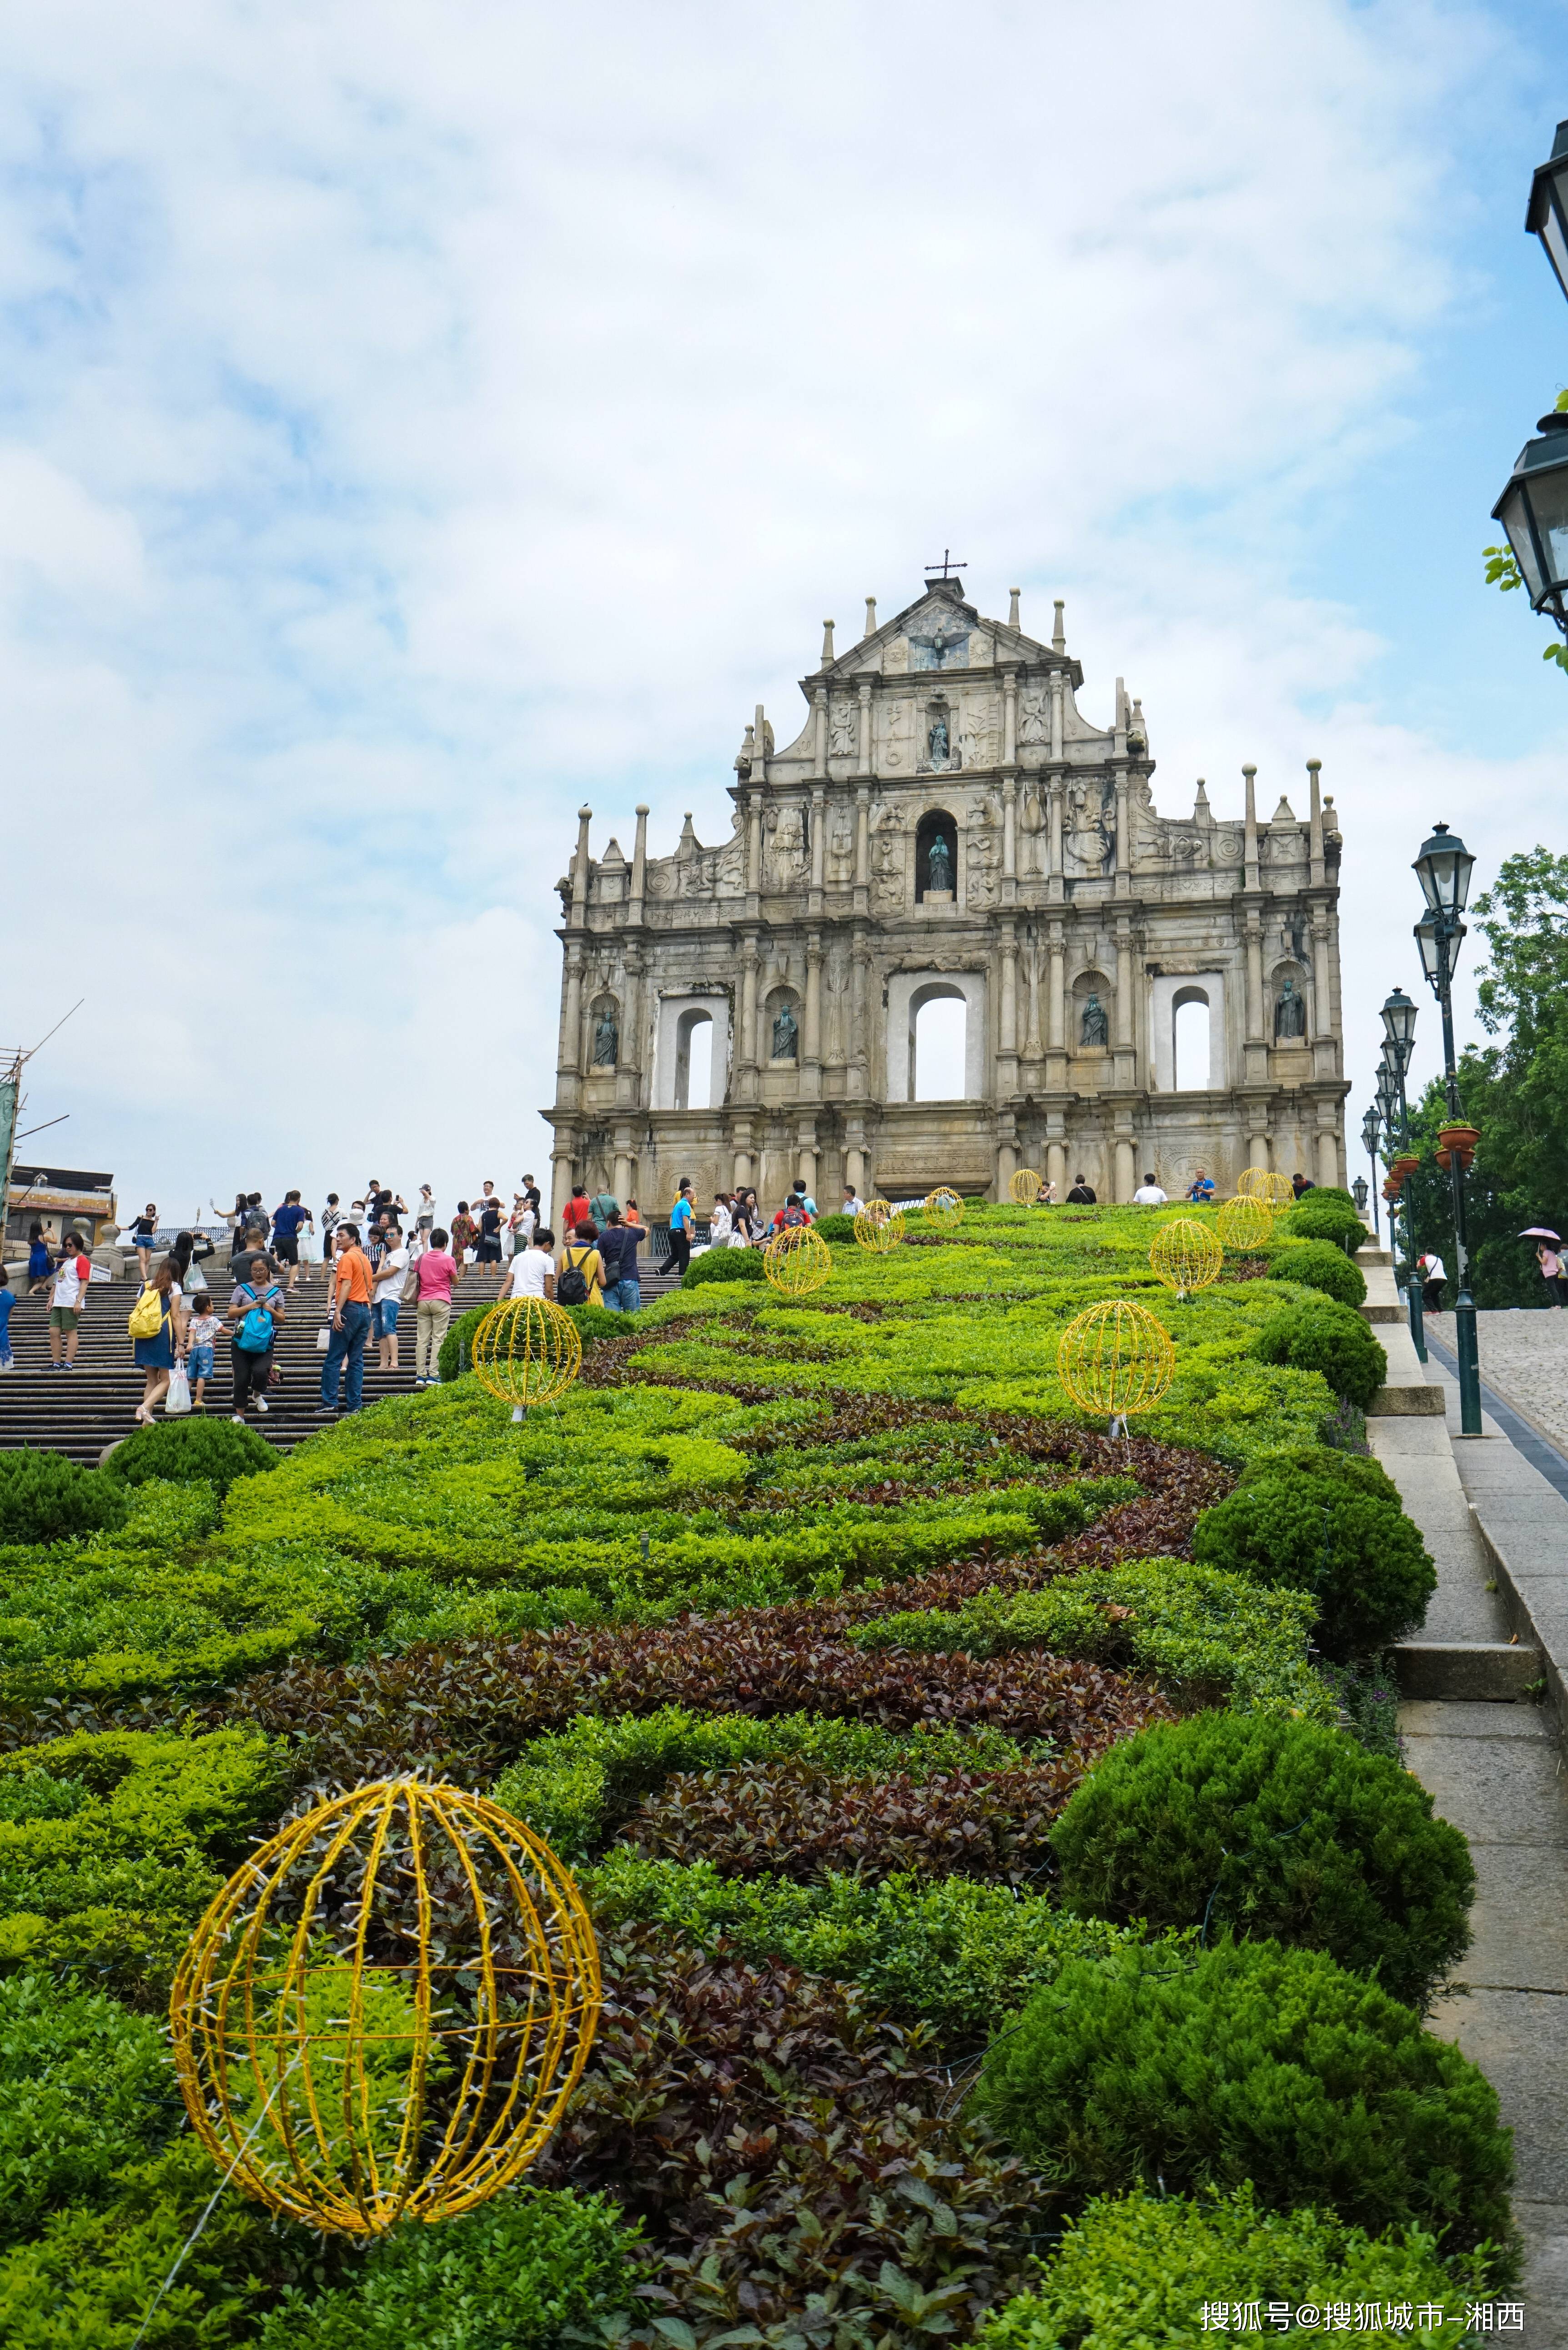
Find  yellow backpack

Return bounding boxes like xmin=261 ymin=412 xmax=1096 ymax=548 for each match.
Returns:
xmin=127 ymin=1284 xmax=163 ymax=1339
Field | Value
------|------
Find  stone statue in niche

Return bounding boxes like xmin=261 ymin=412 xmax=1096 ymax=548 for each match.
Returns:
xmin=763 ymin=805 xmax=808 ymax=892
xmin=927 ymin=712 xmax=950 ymax=766
xmin=829 ymin=705 xmax=857 ymax=759
xmin=1066 ymin=784 xmax=1114 ymax=877
xmin=1274 ymin=978 xmax=1308 ymax=1040
xmin=926 ymin=833 xmax=954 ymax=894
xmin=829 ymin=811 xmax=854 ymax=877
xmin=1080 ymin=991 xmax=1110 ymax=1049
xmin=592 ymin=1006 xmax=619 ymax=1066
xmin=771 ymin=1002 xmax=799 ymax=1060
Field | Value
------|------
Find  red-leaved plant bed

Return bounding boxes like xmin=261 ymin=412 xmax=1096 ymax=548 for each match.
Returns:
xmin=211 ymin=1616 xmax=1173 ymax=1791
xmin=537 ymin=1926 xmax=1047 ymax=2345
xmin=623 ymin=1755 xmax=1082 ymax=1885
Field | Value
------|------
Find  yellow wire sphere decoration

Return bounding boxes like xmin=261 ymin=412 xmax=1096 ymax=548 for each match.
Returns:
xmin=1148 ymin=1218 xmax=1225 ymax=1300
xmin=1236 ymin=1166 xmax=1295 ymax=1211
xmin=853 ymin=1199 xmax=905 ymax=1253
xmin=1008 ymin=1167 xmax=1043 ymax=1205
xmin=762 ymin=1223 xmax=834 ymax=1297
xmin=1216 ymin=1194 xmax=1274 ymax=1250
xmin=1055 ymin=1298 xmax=1176 ymax=1422
xmin=471 ymin=1296 xmax=581 ymax=1415
xmin=169 ymin=1778 xmax=601 ymax=2237
xmin=923 ymin=1186 xmax=965 ymax=1229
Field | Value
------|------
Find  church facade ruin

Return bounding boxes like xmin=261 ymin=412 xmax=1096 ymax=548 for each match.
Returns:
xmin=543 ymin=572 xmax=1349 ymax=1222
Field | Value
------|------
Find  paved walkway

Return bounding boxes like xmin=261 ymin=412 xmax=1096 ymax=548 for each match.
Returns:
xmin=1426 ymin=1306 xmax=1568 ymax=1460
xmin=1364 ymin=1255 xmax=1568 ymax=2342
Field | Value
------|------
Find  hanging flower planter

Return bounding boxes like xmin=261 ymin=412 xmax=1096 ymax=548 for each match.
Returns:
xmin=1390 ymin=1153 xmax=1420 ymax=1181
xmin=1436 ymin=1123 xmax=1480 ymax=1174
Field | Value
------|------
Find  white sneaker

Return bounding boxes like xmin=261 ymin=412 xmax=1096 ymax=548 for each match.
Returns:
xmin=255 ymin=1398 xmax=269 ymax=1413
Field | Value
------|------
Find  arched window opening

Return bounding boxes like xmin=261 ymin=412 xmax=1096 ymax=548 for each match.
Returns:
xmin=1173 ymin=989 xmax=1211 ymax=1092
xmin=675 ymin=1011 xmax=713 ymax=1110
xmin=911 ymin=986 xmax=967 ymax=1102
xmin=915 ymin=811 xmax=958 ymax=902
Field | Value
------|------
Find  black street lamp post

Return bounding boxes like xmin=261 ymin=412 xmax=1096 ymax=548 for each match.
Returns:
xmin=1413 ymin=822 xmax=1483 ymax=1437
xmin=1359 ymin=1106 xmax=1382 ymax=1240
xmin=1379 ymin=998 xmax=1425 ymax=1363
xmin=1527 ymin=119 xmax=1568 ymax=306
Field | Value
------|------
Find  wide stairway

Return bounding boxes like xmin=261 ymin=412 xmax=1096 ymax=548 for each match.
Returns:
xmin=0 ymin=1258 xmax=684 ymax=1462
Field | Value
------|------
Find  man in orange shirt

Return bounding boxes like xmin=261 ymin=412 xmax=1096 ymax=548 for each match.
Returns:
xmin=319 ymin=1223 xmax=375 ymax=1415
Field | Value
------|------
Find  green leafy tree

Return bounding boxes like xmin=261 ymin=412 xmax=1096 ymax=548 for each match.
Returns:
xmin=1404 ymin=847 xmax=1568 ymax=1304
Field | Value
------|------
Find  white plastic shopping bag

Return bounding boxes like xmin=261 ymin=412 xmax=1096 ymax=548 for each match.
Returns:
xmin=165 ymin=1365 xmax=192 ymax=1416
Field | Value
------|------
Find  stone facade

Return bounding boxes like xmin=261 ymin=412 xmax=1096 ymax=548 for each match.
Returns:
xmin=543 ymin=575 xmax=1348 ymax=1222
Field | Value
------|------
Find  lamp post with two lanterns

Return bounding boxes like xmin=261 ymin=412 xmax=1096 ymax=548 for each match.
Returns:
xmin=1412 ymin=823 xmax=1483 ymax=1438
xmin=1377 ymin=990 xmax=1425 ymax=1365
xmin=1358 ymin=1106 xmax=1382 ymax=1240
xmin=1491 ymin=121 xmax=1568 ymax=651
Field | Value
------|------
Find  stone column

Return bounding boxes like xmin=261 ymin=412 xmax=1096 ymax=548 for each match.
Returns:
xmin=746 ymin=790 xmax=763 ymax=913
xmin=1243 ymin=765 xmax=1260 ymax=891
xmin=550 ymin=1151 xmax=574 ymax=1230
xmin=613 ymin=1144 xmax=633 ymax=1201
xmin=798 ymin=1120 xmax=819 ymax=1195
xmin=1317 ymin=1122 xmax=1339 ymax=1190
xmin=1307 ymin=758 xmax=1325 ymax=889
xmin=809 ymin=784 xmax=825 ymax=914
xmin=997 ymin=1136 xmax=1016 ymax=1196
xmin=616 ymin=950 xmax=643 ymax=1112
xmin=1249 ymin=1121 xmax=1271 ymax=1169
xmin=811 ymin=684 xmax=827 ymax=776
xmin=1050 ymin=672 xmax=1064 ymax=762
xmin=1047 ymin=778 xmax=1063 ymax=885
xmin=559 ymin=948 xmax=585 ymax=1105
xmin=850 ymin=931 xmax=871 ymax=1097
xmin=1245 ymin=910 xmax=1264 ymax=1042
xmin=856 ymin=677 xmax=874 ymax=774
xmin=1002 ymin=776 xmax=1017 ymax=885
xmin=568 ymin=805 xmax=593 ymax=930
xmin=845 ymin=1133 xmax=865 ymax=1197
xmin=1047 ymin=1138 xmax=1066 ymax=1194
xmin=738 ymin=935 xmax=760 ymax=1103
xmin=628 ymin=803 xmax=648 ymax=926
xmin=1002 ymin=666 xmax=1019 ymax=765
xmin=1113 ymin=772 xmax=1130 ymax=897
xmin=731 ymin=1119 xmax=754 ymax=1192
xmin=804 ymin=932 xmax=823 ymax=1098
xmin=1115 ymin=923 xmax=1134 ymax=1050
xmin=1311 ymin=914 xmax=1331 ymax=1038
xmin=1115 ymin=1138 xmax=1136 ymax=1201
xmin=1047 ymin=928 xmax=1065 ymax=1052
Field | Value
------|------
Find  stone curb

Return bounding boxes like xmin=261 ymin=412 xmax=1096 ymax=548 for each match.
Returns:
xmin=1392 ymin=1639 xmax=1542 ymax=1701
xmin=1367 ymin=1382 xmax=1447 ymax=1416
xmin=1470 ymin=1510 xmax=1568 ymax=1740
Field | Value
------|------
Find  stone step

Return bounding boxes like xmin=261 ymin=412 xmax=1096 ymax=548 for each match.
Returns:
xmin=1393 ymin=1641 xmax=1544 ymax=1702
xmin=1368 ymin=1381 xmax=1447 ymax=1416
xmin=1359 ymin=1302 xmax=1401 ymax=1324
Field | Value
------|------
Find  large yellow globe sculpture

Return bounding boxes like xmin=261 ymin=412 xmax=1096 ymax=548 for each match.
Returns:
xmin=1008 ymin=1167 xmax=1043 ymax=1205
xmin=923 ymin=1186 xmax=965 ymax=1230
xmin=762 ymin=1224 xmax=834 ymax=1297
xmin=1216 ymin=1195 xmax=1273 ymax=1250
xmin=1237 ymin=1167 xmax=1295 ymax=1212
xmin=1148 ymin=1218 xmax=1225 ymax=1300
xmin=853 ymin=1200 xmax=905 ymax=1253
xmin=1056 ymin=1299 xmax=1176 ymax=1430
xmin=170 ymin=1778 xmax=601 ymax=2237
xmin=472 ymin=1296 xmax=581 ymax=1418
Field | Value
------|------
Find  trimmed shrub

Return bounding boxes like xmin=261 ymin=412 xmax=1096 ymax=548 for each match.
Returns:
xmin=813 ymin=1211 xmax=856 ymax=1242
xmin=0 ymin=1453 xmax=127 ymax=1546
xmin=1271 ymin=1240 xmax=1367 ymax=1307
xmin=683 ymin=1245 xmax=765 ymax=1288
xmin=977 ymin=2184 xmax=1495 ymax=2350
xmin=975 ymin=1939 xmax=1516 ymax=2258
xmin=1253 ymin=1298 xmax=1386 ymax=1409
xmin=1285 ymin=1191 xmax=1369 ymax=1252
xmin=101 ymin=1416 xmax=279 ymax=1497
xmin=1050 ymin=1711 xmax=1474 ymax=2004
xmin=436 ymin=1302 xmax=491 ymax=1385
xmin=1237 ymin=1442 xmax=1399 ymax=1506
xmin=0 ymin=1975 xmax=171 ymax=2245
xmin=256 ymin=2187 xmax=641 ymax=2350
xmin=1192 ymin=1472 xmax=1435 ymax=1657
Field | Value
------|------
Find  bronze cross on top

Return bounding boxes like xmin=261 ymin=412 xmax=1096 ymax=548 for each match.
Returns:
xmin=924 ymin=549 xmax=966 ymax=580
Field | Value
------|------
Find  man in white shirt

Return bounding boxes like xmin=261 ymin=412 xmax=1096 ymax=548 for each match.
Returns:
xmin=503 ymin=1230 xmax=557 ymax=1302
xmin=372 ymin=1226 xmax=410 ymax=1373
xmin=49 ymin=1232 xmax=93 ymax=1367
xmin=1419 ymin=1251 xmax=1447 ymax=1314
xmin=1132 ymin=1174 xmax=1168 ymax=1205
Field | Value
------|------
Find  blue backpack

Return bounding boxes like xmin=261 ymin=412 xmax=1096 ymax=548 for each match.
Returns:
xmin=235 ymin=1287 xmax=277 ymax=1353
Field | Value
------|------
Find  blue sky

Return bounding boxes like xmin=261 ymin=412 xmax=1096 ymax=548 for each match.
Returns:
xmin=3 ymin=0 xmax=1567 ymax=1221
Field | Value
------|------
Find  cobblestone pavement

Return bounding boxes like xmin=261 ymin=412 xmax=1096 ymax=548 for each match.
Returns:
xmin=1425 ymin=1307 xmax=1568 ymax=1457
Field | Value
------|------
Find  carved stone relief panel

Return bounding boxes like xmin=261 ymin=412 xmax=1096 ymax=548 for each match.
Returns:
xmin=880 ymin=696 xmax=916 ymax=770
xmin=1018 ymin=688 xmax=1050 ymax=748
xmin=827 ymin=807 xmax=855 ymax=881
xmin=869 ymin=803 xmax=907 ymax=910
xmin=763 ymin=805 xmax=809 ymax=893
xmin=1063 ymin=780 xmax=1115 ymax=879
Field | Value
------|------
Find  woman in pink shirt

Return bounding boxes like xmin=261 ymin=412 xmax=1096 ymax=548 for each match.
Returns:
xmin=413 ymin=1225 xmax=460 ymax=1387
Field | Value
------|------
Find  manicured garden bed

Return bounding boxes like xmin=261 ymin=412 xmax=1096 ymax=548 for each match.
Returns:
xmin=0 ymin=1196 xmax=1517 ymax=2344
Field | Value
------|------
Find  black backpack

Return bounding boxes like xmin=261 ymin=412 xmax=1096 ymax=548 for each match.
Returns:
xmin=557 ymin=1251 xmax=590 ymax=1307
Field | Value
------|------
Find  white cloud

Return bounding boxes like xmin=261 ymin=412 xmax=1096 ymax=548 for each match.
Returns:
xmin=0 ymin=0 xmax=1558 ymax=1215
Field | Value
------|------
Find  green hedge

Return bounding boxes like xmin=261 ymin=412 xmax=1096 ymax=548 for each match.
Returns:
xmin=1050 ymin=1711 xmax=1474 ymax=2005
xmin=102 ymin=1417 xmax=280 ymax=1497
xmin=256 ymin=2188 xmax=640 ymax=2350
xmin=978 ymin=2185 xmax=1493 ymax=2350
xmin=682 ymin=1244 xmax=765 ymax=1286
xmin=976 ymin=1938 xmax=1516 ymax=2260
xmin=1285 ymin=1190 xmax=1370 ymax=1252
xmin=1253 ymin=1298 xmax=1387 ymax=1409
xmin=1269 ymin=1239 xmax=1367 ymax=1307
xmin=1193 ymin=1471 xmax=1436 ymax=1658
xmin=0 ymin=1455 xmax=128 ymax=1547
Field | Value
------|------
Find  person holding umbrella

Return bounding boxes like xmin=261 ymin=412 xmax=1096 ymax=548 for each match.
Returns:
xmin=1523 ymin=1229 xmax=1568 ymax=1308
